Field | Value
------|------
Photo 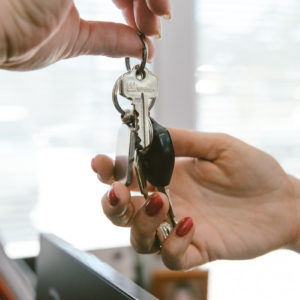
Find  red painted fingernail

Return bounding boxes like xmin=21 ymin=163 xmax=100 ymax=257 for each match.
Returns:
xmin=108 ymin=188 xmax=119 ymax=206
xmin=145 ymin=194 xmax=163 ymax=217
xmin=176 ymin=217 xmax=193 ymax=237
xmin=91 ymin=158 xmax=97 ymax=173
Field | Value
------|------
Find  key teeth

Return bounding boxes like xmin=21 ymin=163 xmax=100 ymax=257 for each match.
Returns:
xmin=135 ymin=133 xmax=143 ymax=151
xmin=134 ymin=110 xmax=143 ymax=150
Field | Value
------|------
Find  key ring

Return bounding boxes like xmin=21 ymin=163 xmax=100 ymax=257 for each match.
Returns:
xmin=112 ymin=31 xmax=155 ymax=117
xmin=125 ymin=31 xmax=147 ymax=75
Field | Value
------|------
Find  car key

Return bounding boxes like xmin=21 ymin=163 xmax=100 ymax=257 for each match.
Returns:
xmin=112 ymin=32 xmax=177 ymax=239
xmin=137 ymin=118 xmax=177 ymax=228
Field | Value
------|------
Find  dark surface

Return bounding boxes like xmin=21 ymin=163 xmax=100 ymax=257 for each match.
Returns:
xmin=139 ymin=118 xmax=175 ymax=187
xmin=36 ymin=234 xmax=157 ymax=300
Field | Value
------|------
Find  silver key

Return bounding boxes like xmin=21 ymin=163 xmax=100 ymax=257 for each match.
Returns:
xmin=120 ymin=65 xmax=158 ymax=150
xmin=120 ymin=65 xmax=158 ymax=100
xmin=133 ymin=93 xmax=152 ymax=152
xmin=114 ymin=124 xmax=136 ymax=186
xmin=135 ymin=152 xmax=148 ymax=199
xmin=157 ymin=187 xmax=177 ymax=227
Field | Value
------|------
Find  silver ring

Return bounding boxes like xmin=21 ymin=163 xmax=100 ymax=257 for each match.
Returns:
xmin=125 ymin=31 xmax=148 ymax=74
xmin=159 ymin=221 xmax=173 ymax=240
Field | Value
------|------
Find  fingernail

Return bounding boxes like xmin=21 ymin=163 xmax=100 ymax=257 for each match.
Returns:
xmin=163 ymin=13 xmax=171 ymax=20
xmin=91 ymin=158 xmax=97 ymax=173
xmin=154 ymin=32 xmax=161 ymax=40
xmin=176 ymin=217 xmax=193 ymax=237
xmin=145 ymin=194 xmax=163 ymax=216
xmin=108 ymin=188 xmax=119 ymax=206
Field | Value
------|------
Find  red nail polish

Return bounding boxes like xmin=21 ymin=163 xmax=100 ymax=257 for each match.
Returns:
xmin=145 ymin=194 xmax=163 ymax=217
xmin=176 ymin=217 xmax=193 ymax=237
xmin=91 ymin=158 xmax=97 ymax=173
xmin=109 ymin=188 xmax=119 ymax=206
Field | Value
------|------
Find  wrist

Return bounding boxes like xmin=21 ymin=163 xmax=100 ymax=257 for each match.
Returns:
xmin=286 ymin=175 xmax=300 ymax=252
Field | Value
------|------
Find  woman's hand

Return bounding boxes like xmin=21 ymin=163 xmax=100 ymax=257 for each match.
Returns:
xmin=92 ymin=129 xmax=300 ymax=270
xmin=113 ymin=0 xmax=170 ymax=38
xmin=0 ymin=0 xmax=170 ymax=70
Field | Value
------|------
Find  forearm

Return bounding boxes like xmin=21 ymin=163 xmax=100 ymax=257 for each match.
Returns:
xmin=287 ymin=175 xmax=300 ymax=252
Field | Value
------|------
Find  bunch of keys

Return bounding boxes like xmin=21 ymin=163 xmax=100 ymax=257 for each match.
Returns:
xmin=112 ymin=32 xmax=177 ymax=242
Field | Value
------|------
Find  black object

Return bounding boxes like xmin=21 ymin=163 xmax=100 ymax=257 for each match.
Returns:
xmin=139 ymin=118 xmax=175 ymax=187
xmin=36 ymin=234 xmax=157 ymax=300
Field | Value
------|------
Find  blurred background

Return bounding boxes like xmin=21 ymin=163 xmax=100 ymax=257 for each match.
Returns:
xmin=1 ymin=0 xmax=300 ymax=299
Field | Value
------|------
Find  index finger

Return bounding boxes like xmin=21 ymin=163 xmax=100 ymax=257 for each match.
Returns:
xmin=91 ymin=154 xmax=154 ymax=191
xmin=145 ymin=0 xmax=171 ymax=17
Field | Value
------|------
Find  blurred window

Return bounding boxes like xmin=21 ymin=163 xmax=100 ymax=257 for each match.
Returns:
xmin=196 ymin=1 xmax=300 ymax=300
xmin=0 ymin=0 xmax=131 ymax=258
xmin=196 ymin=0 xmax=300 ymax=177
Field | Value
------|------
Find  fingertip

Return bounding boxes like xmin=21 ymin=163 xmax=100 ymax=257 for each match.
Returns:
xmin=146 ymin=0 xmax=171 ymax=17
xmin=102 ymin=182 xmax=129 ymax=209
xmin=92 ymin=154 xmax=114 ymax=183
xmin=130 ymin=192 xmax=169 ymax=254
xmin=101 ymin=182 xmax=133 ymax=226
xmin=145 ymin=37 xmax=155 ymax=61
xmin=134 ymin=0 xmax=161 ymax=37
xmin=108 ymin=186 xmax=119 ymax=207
xmin=91 ymin=157 xmax=97 ymax=173
xmin=176 ymin=217 xmax=194 ymax=237
xmin=145 ymin=192 xmax=169 ymax=217
xmin=160 ymin=217 xmax=195 ymax=270
xmin=150 ymin=191 xmax=169 ymax=202
xmin=111 ymin=181 xmax=131 ymax=201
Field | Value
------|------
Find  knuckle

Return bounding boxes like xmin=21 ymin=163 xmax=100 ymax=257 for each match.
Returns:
xmin=130 ymin=233 xmax=154 ymax=254
xmin=104 ymin=205 xmax=132 ymax=227
xmin=216 ymin=132 xmax=233 ymax=144
xmin=161 ymin=244 xmax=186 ymax=270
xmin=162 ymin=254 xmax=184 ymax=271
xmin=217 ymin=132 xmax=229 ymax=140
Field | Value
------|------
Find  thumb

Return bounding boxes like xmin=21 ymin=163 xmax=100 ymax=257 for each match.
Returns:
xmin=71 ymin=20 xmax=154 ymax=61
xmin=169 ymin=128 xmax=232 ymax=161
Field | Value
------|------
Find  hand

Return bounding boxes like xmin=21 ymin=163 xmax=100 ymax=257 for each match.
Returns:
xmin=92 ymin=129 xmax=300 ymax=270
xmin=113 ymin=0 xmax=171 ymax=38
xmin=0 ymin=0 xmax=170 ymax=70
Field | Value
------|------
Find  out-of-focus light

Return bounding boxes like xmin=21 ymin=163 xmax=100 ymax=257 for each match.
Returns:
xmin=4 ymin=240 xmax=39 ymax=259
xmin=196 ymin=79 xmax=220 ymax=95
xmin=0 ymin=106 xmax=27 ymax=121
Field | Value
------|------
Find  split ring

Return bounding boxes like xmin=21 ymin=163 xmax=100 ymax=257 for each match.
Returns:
xmin=125 ymin=31 xmax=148 ymax=74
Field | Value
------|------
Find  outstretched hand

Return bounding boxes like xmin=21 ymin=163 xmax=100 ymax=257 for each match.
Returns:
xmin=92 ymin=129 xmax=300 ymax=270
xmin=0 ymin=0 xmax=169 ymax=70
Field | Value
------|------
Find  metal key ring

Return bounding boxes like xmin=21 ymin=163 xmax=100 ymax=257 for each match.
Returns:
xmin=125 ymin=31 xmax=148 ymax=74
xmin=112 ymin=75 xmax=156 ymax=116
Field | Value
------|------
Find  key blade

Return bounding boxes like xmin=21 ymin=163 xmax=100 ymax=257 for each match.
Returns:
xmin=133 ymin=93 xmax=152 ymax=150
xmin=135 ymin=154 xmax=148 ymax=199
xmin=157 ymin=186 xmax=177 ymax=228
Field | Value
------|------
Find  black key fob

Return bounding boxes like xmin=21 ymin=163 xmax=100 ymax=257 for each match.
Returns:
xmin=138 ymin=118 xmax=175 ymax=187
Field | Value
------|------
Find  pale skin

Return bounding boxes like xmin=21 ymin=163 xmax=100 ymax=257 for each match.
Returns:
xmin=0 ymin=0 xmax=170 ymax=70
xmin=92 ymin=129 xmax=300 ymax=270
xmin=1 ymin=0 xmax=300 ymax=272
